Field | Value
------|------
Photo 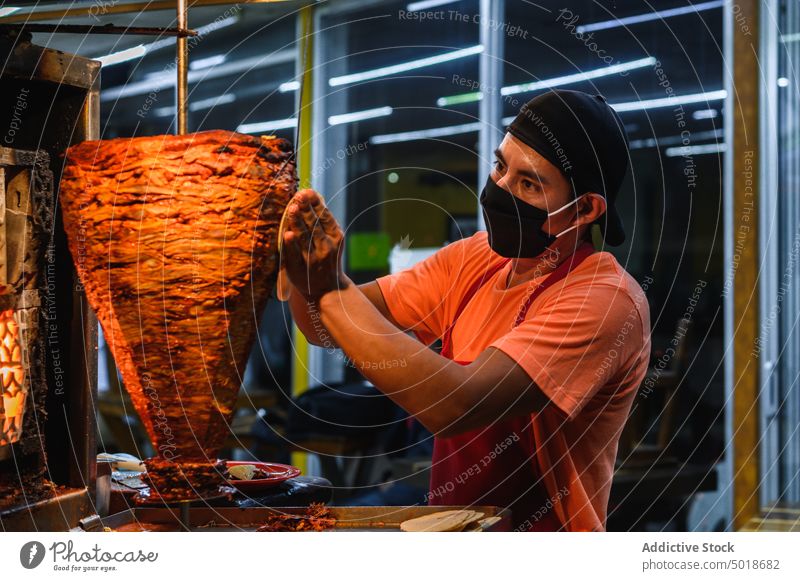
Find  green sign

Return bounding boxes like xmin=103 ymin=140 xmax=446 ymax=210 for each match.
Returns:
xmin=348 ymin=232 xmax=391 ymax=271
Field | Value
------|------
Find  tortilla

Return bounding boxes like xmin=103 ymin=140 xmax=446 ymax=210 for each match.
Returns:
xmin=400 ymin=510 xmax=484 ymax=532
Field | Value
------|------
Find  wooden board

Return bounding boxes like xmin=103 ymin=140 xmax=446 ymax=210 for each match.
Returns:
xmin=96 ymin=505 xmax=512 ymax=532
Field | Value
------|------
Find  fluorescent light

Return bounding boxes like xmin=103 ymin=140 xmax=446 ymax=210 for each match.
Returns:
xmin=502 ymin=57 xmax=656 ymax=96
xmin=576 ymin=0 xmax=724 ymax=34
xmin=665 ymin=142 xmax=726 ymax=157
xmin=437 ymin=57 xmax=656 ymax=106
xmin=97 ymin=45 xmax=147 ymax=67
xmin=0 ymin=7 xmax=20 ymax=17
xmin=501 ymin=90 xmax=725 ymax=116
xmin=778 ymin=77 xmax=790 ymax=87
xmin=609 ymin=89 xmax=727 ymax=113
xmin=629 ymin=129 xmax=723 ymax=150
xmin=407 ymin=0 xmax=460 ymax=10
xmin=190 ymin=93 xmax=236 ymax=110
xmin=330 ymin=45 xmax=483 ymax=87
xmin=238 ymin=118 xmax=298 ymax=134
xmin=153 ymin=93 xmax=237 ymax=117
xmin=436 ymin=92 xmax=483 ymax=107
xmin=102 ymin=49 xmax=294 ymax=101
xmin=190 ymin=55 xmax=226 ymax=70
xmin=370 ymin=121 xmax=480 ymax=145
xmin=692 ymin=108 xmax=719 ymax=120
xmin=373 ymin=90 xmax=727 ymax=145
xmin=329 ymin=106 xmax=393 ymax=126
xmin=782 ymin=33 xmax=800 ymax=44
xmin=497 ymin=90 xmax=726 ymax=122
xmin=279 ymin=80 xmax=301 ymax=92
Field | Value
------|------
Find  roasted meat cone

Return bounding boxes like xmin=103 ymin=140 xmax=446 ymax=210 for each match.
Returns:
xmin=60 ymin=130 xmax=296 ymax=464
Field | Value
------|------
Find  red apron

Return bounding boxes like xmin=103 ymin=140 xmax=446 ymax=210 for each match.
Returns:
xmin=428 ymin=242 xmax=595 ymax=531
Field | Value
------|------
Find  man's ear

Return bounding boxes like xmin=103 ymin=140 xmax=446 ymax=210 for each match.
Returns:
xmin=577 ymin=192 xmax=607 ymax=226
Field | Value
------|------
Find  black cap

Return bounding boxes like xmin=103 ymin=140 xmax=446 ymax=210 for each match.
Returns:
xmin=507 ymin=89 xmax=629 ymax=246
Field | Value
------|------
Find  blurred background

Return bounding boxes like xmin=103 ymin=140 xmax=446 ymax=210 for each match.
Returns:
xmin=2 ymin=0 xmax=796 ymax=531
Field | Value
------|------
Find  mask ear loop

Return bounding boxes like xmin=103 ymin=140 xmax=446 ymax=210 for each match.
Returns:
xmin=549 ymin=182 xmax=585 ymax=238
xmin=547 ymin=195 xmax=581 ymax=217
xmin=554 ymin=222 xmax=581 ymax=239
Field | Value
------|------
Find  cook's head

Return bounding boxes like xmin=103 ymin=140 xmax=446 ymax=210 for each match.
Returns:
xmin=483 ymin=89 xmax=629 ymax=258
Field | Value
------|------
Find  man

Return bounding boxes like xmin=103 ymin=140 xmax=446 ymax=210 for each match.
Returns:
xmin=282 ymin=89 xmax=651 ymax=532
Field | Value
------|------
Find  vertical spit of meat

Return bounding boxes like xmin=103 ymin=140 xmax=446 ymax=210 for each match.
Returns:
xmin=59 ymin=130 xmax=296 ymax=499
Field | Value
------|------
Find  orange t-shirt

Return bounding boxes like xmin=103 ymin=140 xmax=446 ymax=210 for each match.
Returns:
xmin=376 ymin=232 xmax=651 ymax=531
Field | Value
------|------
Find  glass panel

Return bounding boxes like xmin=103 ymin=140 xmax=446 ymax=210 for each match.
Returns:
xmin=311 ymin=0 xmax=482 ymax=479
xmin=317 ymin=0 xmax=482 ymax=283
xmin=775 ymin=0 xmax=800 ymax=503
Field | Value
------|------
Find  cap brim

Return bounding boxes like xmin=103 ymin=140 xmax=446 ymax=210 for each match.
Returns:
xmin=597 ymin=204 xmax=625 ymax=246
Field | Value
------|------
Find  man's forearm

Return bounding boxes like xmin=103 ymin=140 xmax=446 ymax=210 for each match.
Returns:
xmin=288 ymin=289 xmax=335 ymax=347
xmin=317 ymin=280 xmax=480 ymax=435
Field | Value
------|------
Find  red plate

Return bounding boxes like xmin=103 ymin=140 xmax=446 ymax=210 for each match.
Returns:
xmin=224 ymin=461 xmax=301 ymax=493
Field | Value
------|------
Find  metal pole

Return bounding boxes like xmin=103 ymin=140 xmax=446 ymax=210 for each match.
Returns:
xmin=758 ymin=0 xmax=780 ymax=509
xmin=290 ymin=3 xmax=315 ymax=474
xmin=727 ymin=0 xmax=761 ymax=531
xmin=176 ymin=0 xmax=188 ymax=135
xmin=477 ymin=0 xmax=504 ymax=230
xmin=0 ymin=0 xmax=301 ymax=24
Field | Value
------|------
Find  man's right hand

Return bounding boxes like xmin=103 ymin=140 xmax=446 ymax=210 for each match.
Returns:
xmin=281 ymin=189 xmax=349 ymax=302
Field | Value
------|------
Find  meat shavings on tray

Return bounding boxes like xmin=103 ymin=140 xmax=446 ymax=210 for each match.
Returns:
xmin=256 ymin=503 xmax=335 ymax=532
xmin=141 ymin=458 xmax=226 ymax=501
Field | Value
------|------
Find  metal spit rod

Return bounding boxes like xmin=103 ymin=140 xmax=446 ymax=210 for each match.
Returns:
xmin=0 ymin=24 xmax=198 ymax=36
xmin=176 ymin=0 xmax=189 ymax=135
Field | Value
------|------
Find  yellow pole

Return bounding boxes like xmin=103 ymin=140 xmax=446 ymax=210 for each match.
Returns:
xmin=290 ymin=4 xmax=315 ymax=472
xmin=730 ymin=0 xmax=760 ymax=530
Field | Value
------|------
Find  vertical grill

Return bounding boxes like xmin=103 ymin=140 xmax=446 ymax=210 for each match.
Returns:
xmin=0 ymin=30 xmax=99 ymax=531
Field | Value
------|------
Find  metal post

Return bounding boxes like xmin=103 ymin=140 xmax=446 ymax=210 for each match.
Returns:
xmin=782 ymin=0 xmax=800 ymax=505
xmin=308 ymin=5 xmax=347 ymax=389
xmin=176 ymin=0 xmax=188 ymax=135
xmin=290 ymin=4 xmax=315 ymax=475
xmin=722 ymin=0 xmax=735 ymax=533
xmin=477 ymin=0 xmax=504 ymax=230
xmin=758 ymin=0 xmax=780 ymax=509
xmin=725 ymin=0 xmax=761 ymax=530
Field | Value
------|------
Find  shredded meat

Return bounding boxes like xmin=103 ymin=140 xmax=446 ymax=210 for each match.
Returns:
xmin=142 ymin=458 xmax=227 ymax=501
xmin=256 ymin=503 xmax=336 ymax=532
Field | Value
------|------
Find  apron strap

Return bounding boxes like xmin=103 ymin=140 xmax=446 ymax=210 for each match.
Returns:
xmin=441 ymin=242 xmax=596 ymax=359
xmin=513 ymin=242 xmax=596 ymax=327
xmin=440 ymin=258 xmax=509 ymax=359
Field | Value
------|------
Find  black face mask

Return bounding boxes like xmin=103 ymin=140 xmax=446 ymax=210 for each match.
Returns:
xmin=479 ymin=176 xmax=581 ymax=258
xmin=480 ymin=177 xmax=556 ymax=258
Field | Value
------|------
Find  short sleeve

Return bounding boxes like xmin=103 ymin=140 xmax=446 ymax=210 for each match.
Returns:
xmin=375 ymin=238 xmax=472 ymax=345
xmin=490 ymin=284 xmax=645 ymax=420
